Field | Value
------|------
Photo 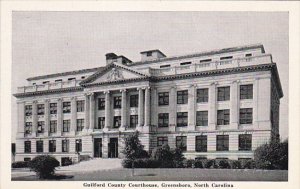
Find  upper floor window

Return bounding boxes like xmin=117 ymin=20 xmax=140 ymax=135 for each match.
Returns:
xmin=245 ymin=53 xmax=252 ymax=57
xmin=114 ymin=96 xmax=122 ymax=109
xmin=177 ymin=112 xmax=188 ymax=127
xmin=196 ymin=111 xmax=208 ymax=126
xmin=216 ymin=135 xmax=229 ymax=151
xmin=146 ymin=52 xmax=152 ymax=57
xmin=36 ymin=141 xmax=43 ymax=153
xmin=68 ymin=78 xmax=76 ymax=81
xmin=200 ymin=59 xmax=212 ymax=63
xmin=160 ymin=65 xmax=170 ymax=68
xmin=240 ymin=108 xmax=253 ymax=124
xmin=217 ymin=86 xmax=230 ymax=101
xmin=63 ymin=120 xmax=70 ymax=132
xmin=97 ymin=117 xmax=105 ymax=129
xmin=25 ymin=122 xmax=32 ymax=134
xmin=217 ymin=109 xmax=230 ymax=125
xmin=197 ymin=88 xmax=209 ymax=103
xmin=25 ymin=105 xmax=32 ymax=116
xmin=55 ymin=79 xmax=62 ymax=82
xmin=158 ymin=113 xmax=169 ymax=127
xmin=42 ymin=81 xmax=49 ymax=84
xmin=76 ymin=139 xmax=82 ymax=152
xmin=76 ymin=119 xmax=85 ymax=132
xmin=157 ymin=137 xmax=168 ymax=147
xmin=37 ymin=104 xmax=45 ymax=115
xmin=37 ymin=121 xmax=45 ymax=133
xmin=50 ymin=103 xmax=57 ymax=114
xmin=49 ymin=120 xmax=57 ymax=133
xmin=98 ymin=98 xmax=105 ymax=110
xmin=62 ymin=139 xmax=69 ymax=152
xmin=176 ymin=136 xmax=187 ymax=152
xmin=177 ymin=90 xmax=188 ymax=104
xmin=49 ymin=140 xmax=56 ymax=152
xmin=63 ymin=102 xmax=71 ymax=113
xmin=240 ymin=84 xmax=253 ymax=99
xmin=113 ymin=116 xmax=121 ymax=128
xmin=130 ymin=95 xmax=139 ymax=107
xmin=196 ymin=135 xmax=207 ymax=152
xmin=130 ymin=115 xmax=138 ymax=128
xmin=239 ymin=134 xmax=252 ymax=151
xmin=76 ymin=100 xmax=85 ymax=112
xmin=158 ymin=92 xmax=169 ymax=106
xmin=180 ymin=62 xmax=192 ymax=66
xmin=220 ymin=56 xmax=233 ymax=60
xmin=24 ymin=141 xmax=31 ymax=153
xmin=81 ymin=76 xmax=86 ymax=79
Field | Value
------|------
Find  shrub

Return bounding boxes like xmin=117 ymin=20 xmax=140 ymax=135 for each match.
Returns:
xmin=172 ymin=147 xmax=185 ymax=168
xmin=28 ymin=155 xmax=60 ymax=179
xmin=151 ymin=144 xmax=185 ymax=168
xmin=194 ymin=160 xmax=204 ymax=168
xmin=122 ymin=131 xmax=149 ymax=160
xmin=122 ymin=159 xmax=160 ymax=168
xmin=231 ymin=160 xmax=242 ymax=169
xmin=12 ymin=161 xmax=29 ymax=168
xmin=203 ymin=159 xmax=216 ymax=168
xmin=241 ymin=159 xmax=256 ymax=169
xmin=183 ymin=159 xmax=195 ymax=168
xmin=217 ymin=159 xmax=231 ymax=169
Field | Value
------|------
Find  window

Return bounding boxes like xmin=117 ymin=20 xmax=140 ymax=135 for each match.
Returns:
xmin=25 ymin=105 xmax=32 ymax=116
xmin=42 ymin=81 xmax=49 ymax=84
xmin=76 ymin=100 xmax=85 ymax=112
xmin=25 ymin=122 xmax=32 ymax=134
xmin=50 ymin=120 xmax=57 ymax=133
xmin=196 ymin=135 xmax=207 ymax=152
xmin=36 ymin=141 xmax=43 ymax=153
xmin=158 ymin=113 xmax=169 ymax=127
xmin=240 ymin=108 xmax=253 ymax=124
xmin=157 ymin=137 xmax=168 ymax=147
xmin=146 ymin=51 xmax=152 ymax=56
xmin=50 ymin=103 xmax=57 ymax=114
xmin=68 ymin=77 xmax=76 ymax=81
xmin=49 ymin=140 xmax=56 ymax=152
xmin=220 ymin=56 xmax=233 ymax=60
xmin=24 ymin=158 xmax=31 ymax=162
xmin=114 ymin=96 xmax=122 ymax=109
xmin=160 ymin=65 xmax=170 ymax=68
xmin=176 ymin=136 xmax=187 ymax=152
xmin=24 ymin=141 xmax=31 ymax=153
xmin=245 ymin=53 xmax=252 ymax=57
xmin=200 ymin=59 xmax=212 ymax=63
xmin=240 ymin=84 xmax=253 ymax=99
xmin=75 ymin=139 xmax=82 ymax=152
xmin=37 ymin=121 xmax=45 ymax=133
xmin=217 ymin=109 xmax=230 ymax=125
xmin=177 ymin=90 xmax=188 ymax=104
xmin=62 ymin=139 xmax=69 ymax=152
xmin=217 ymin=135 xmax=229 ymax=151
xmin=76 ymin=119 xmax=85 ymax=131
xmin=98 ymin=98 xmax=105 ymax=110
xmin=196 ymin=111 xmax=208 ymax=126
xmin=63 ymin=120 xmax=70 ymax=132
xmin=180 ymin=62 xmax=192 ymax=66
xmin=37 ymin=104 xmax=45 ymax=115
xmin=81 ymin=76 xmax=86 ymax=79
xmin=97 ymin=117 xmax=105 ymax=129
xmin=130 ymin=115 xmax=138 ymax=128
xmin=158 ymin=92 xmax=169 ymax=106
xmin=217 ymin=87 xmax=230 ymax=101
xmin=55 ymin=79 xmax=62 ymax=82
xmin=177 ymin=112 xmax=188 ymax=127
xmin=197 ymin=88 xmax=209 ymax=103
xmin=130 ymin=95 xmax=139 ymax=107
xmin=63 ymin=102 xmax=71 ymax=113
xmin=113 ymin=116 xmax=121 ymax=128
xmin=239 ymin=134 xmax=252 ymax=151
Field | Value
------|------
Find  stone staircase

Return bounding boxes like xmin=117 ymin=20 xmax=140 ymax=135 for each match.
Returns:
xmin=57 ymin=158 xmax=123 ymax=173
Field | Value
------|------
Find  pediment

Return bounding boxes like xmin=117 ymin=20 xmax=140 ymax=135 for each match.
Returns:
xmin=81 ymin=63 xmax=149 ymax=85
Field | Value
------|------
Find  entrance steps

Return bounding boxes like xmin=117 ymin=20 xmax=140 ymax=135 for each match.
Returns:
xmin=57 ymin=158 xmax=123 ymax=172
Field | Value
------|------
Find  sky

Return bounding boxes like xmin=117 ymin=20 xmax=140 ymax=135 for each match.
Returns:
xmin=11 ymin=11 xmax=289 ymax=142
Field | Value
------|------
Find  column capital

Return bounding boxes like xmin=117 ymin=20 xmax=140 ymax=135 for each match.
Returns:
xmin=57 ymin=98 xmax=62 ymax=102
xmin=103 ymin=90 xmax=110 ymax=94
xmin=120 ymin=89 xmax=127 ymax=93
xmin=137 ymin=87 xmax=143 ymax=91
xmin=44 ymin=99 xmax=50 ymax=103
xmin=231 ymin=80 xmax=240 ymax=84
xmin=210 ymin=81 xmax=218 ymax=86
xmin=32 ymin=100 xmax=38 ymax=104
xmin=71 ymin=96 xmax=77 ymax=100
xmin=189 ymin=84 xmax=196 ymax=88
xmin=170 ymin=85 xmax=177 ymax=90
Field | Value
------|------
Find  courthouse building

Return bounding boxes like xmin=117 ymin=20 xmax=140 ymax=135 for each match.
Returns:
xmin=14 ymin=44 xmax=283 ymax=164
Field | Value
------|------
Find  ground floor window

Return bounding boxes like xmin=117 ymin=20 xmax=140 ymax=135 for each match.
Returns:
xmin=157 ymin=137 xmax=168 ymax=147
xmin=130 ymin=115 xmax=138 ymax=128
xmin=24 ymin=158 xmax=31 ymax=162
xmin=36 ymin=140 xmax=43 ymax=153
xmin=195 ymin=135 xmax=207 ymax=152
xmin=62 ymin=139 xmax=69 ymax=152
xmin=24 ymin=141 xmax=31 ymax=153
xmin=49 ymin=140 xmax=56 ymax=152
xmin=216 ymin=135 xmax=229 ymax=151
xmin=176 ymin=136 xmax=187 ymax=152
xmin=239 ymin=134 xmax=252 ymax=151
xmin=75 ymin=139 xmax=82 ymax=152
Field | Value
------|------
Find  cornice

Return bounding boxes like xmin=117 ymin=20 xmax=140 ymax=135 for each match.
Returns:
xmin=82 ymin=77 xmax=150 ymax=87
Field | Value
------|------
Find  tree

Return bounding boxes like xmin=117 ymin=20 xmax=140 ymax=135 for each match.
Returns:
xmin=28 ymin=155 xmax=60 ymax=179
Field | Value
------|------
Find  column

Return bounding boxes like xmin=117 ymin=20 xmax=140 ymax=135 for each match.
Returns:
xmin=84 ymin=94 xmax=90 ymax=131
xmin=44 ymin=99 xmax=50 ymax=136
xmin=208 ymin=82 xmax=217 ymax=130
xmin=120 ymin=89 xmax=127 ymax=131
xmin=169 ymin=86 xmax=177 ymax=132
xmin=104 ymin=91 xmax=111 ymax=131
xmin=253 ymin=78 xmax=259 ymax=128
xmin=144 ymin=87 xmax=151 ymax=127
xmin=188 ymin=84 xmax=196 ymax=131
xmin=89 ymin=93 xmax=95 ymax=131
xmin=138 ymin=88 xmax=144 ymax=127
xmin=230 ymin=80 xmax=239 ymax=129
xmin=150 ymin=87 xmax=158 ymax=127
xmin=57 ymin=98 xmax=63 ymax=135
xmin=71 ymin=97 xmax=77 ymax=133
xmin=32 ymin=100 xmax=38 ymax=137
xmin=17 ymin=101 xmax=25 ymax=138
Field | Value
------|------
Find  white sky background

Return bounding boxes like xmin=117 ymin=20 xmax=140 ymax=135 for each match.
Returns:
xmin=11 ymin=11 xmax=289 ymax=142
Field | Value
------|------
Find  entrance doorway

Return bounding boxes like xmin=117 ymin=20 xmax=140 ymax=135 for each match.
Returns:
xmin=108 ymin=138 xmax=118 ymax=158
xmin=94 ymin=138 xmax=102 ymax=158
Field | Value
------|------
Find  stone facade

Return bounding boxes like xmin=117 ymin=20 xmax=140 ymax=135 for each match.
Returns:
xmin=14 ymin=44 xmax=283 ymax=164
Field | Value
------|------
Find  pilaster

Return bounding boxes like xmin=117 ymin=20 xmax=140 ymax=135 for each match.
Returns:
xmin=44 ymin=99 xmax=50 ymax=136
xmin=89 ymin=93 xmax=95 ymax=131
xmin=120 ymin=89 xmax=127 ymax=131
xmin=188 ymin=84 xmax=196 ymax=131
xmin=71 ymin=96 xmax=77 ymax=133
xmin=104 ymin=91 xmax=111 ymax=131
xmin=17 ymin=101 xmax=25 ymax=138
xmin=57 ymin=98 xmax=63 ymax=135
xmin=137 ymin=88 xmax=144 ymax=127
xmin=169 ymin=86 xmax=177 ymax=132
xmin=32 ymin=100 xmax=38 ymax=137
xmin=144 ymin=86 xmax=151 ymax=129
xmin=84 ymin=94 xmax=90 ymax=131
xmin=230 ymin=80 xmax=239 ymax=129
xmin=208 ymin=82 xmax=217 ymax=130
